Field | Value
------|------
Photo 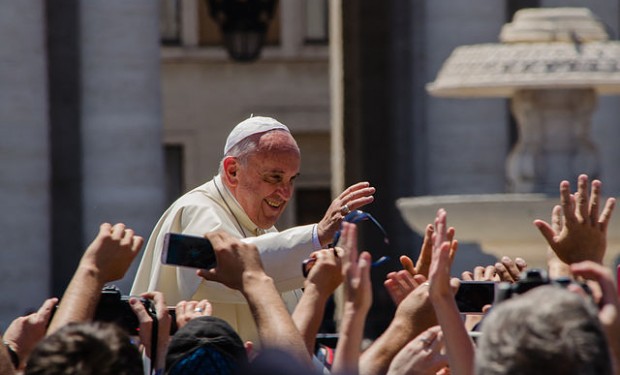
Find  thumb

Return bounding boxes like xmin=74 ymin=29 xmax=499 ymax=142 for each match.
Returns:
xmin=196 ymin=268 xmax=217 ymax=281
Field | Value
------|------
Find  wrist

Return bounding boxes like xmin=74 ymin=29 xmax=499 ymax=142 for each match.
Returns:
xmin=241 ymin=271 xmax=274 ymax=293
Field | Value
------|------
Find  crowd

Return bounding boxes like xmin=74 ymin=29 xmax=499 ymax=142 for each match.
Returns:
xmin=2 ymin=116 xmax=619 ymax=375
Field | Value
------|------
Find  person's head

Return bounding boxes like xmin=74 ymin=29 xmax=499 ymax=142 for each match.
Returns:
xmin=24 ymin=322 xmax=142 ymax=375
xmin=165 ymin=316 xmax=249 ymax=375
xmin=219 ymin=116 xmax=300 ymax=229
xmin=476 ymin=285 xmax=612 ymax=375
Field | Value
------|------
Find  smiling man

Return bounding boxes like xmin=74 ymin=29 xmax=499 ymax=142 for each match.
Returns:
xmin=131 ymin=116 xmax=375 ymax=341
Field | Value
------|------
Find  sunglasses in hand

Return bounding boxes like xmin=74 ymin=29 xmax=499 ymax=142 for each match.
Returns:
xmin=301 ymin=210 xmax=390 ymax=278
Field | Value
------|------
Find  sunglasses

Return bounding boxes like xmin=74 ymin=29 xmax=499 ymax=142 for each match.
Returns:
xmin=301 ymin=210 xmax=390 ymax=278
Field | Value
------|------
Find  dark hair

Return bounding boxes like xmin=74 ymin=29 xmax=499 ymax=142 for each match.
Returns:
xmin=25 ymin=322 xmax=143 ymax=375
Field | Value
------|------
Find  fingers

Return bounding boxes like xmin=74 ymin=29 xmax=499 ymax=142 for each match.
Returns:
xmin=129 ymin=297 xmax=152 ymax=323
xmin=415 ymin=224 xmax=434 ymax=276
xmin=461 ymin=271 xmax=474 ymax=281
xmin=37 ymin=297 xmax=59 ymax=317
xmin=589 ymin=179 xmax=602 ymax=226
xmin=551 ymin=205 xmax=563 ymax=233
xmin=400 ymin=255 xmax=416 ymax=275
xmin=560 ymin=180 xmax=575 ymax=224
xmin=111 ymin=223 xmax=126 ymax=240
xmin=448 ymin=239 xmax=458 ymax=265
xmin=196 ymin=268 xmax=216 ymax=281
xmin=571 ymin=261 xmax=618 ymax=307
xmin=599 ymin=197 xmax=616 ymax=232
xmin=576 ymin=174 xmax=589 ymax=222
xmin=533 ymin=219 xmax=557 ymax=247
xmin=338 ymin=182 xmax=376 ymax=212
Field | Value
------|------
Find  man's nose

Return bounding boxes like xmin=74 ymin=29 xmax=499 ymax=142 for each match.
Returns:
xmin=277 ymin=181 xmax=293 ymax=199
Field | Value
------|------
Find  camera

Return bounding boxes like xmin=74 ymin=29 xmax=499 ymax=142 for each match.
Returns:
xmin=94 ymin=285 xmax=157 ymax=336
xmin=494 ymin=268 xmax=592 ymax=304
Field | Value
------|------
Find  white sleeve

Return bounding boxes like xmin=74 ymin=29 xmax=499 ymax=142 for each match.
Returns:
xmin=242 ymin=224 xmax=320 ymax=292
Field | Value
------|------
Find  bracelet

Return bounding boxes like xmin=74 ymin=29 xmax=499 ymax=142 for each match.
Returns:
xmin=3 ymin=341 xmax=19 ymax=369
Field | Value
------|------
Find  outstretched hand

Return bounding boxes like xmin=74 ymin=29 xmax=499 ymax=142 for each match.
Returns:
xmin=3 ymin=297 xmax=58 ymax=370
xmin=316 ymin=182 xmax=375 ymax=247
xmin=80 ymin=223 xmax=144 ymax=283
xmin=534 ymin=174 xmax=616 ymax=264
xmin=400 ymin=223 xmax=456 ymax=280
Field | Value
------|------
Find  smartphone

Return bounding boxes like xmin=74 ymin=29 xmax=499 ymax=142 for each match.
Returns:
xmin=161 ymin=233 xmax=217 ymax=269
xmin=455 ymin=281 xmax=496 ymax=314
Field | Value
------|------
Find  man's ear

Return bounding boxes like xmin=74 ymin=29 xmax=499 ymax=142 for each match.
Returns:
xmin=222 ymin=156 xmax=239 ymax=186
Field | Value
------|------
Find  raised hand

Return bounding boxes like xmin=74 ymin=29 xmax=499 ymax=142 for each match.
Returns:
xmin=534 ymin=174 xmax=616 ymax=264
xmin=387 ymin=326 xmax=449 ymax=375
xmin=3 ymin=297 xmax=58 ymax=370
xmin=401 ymin=222 xmax=456 ymax=280
xmin=316 ymin=182 xmax=375 ymax=247
xmin=80 ymin=222 xmax=144 ymax=283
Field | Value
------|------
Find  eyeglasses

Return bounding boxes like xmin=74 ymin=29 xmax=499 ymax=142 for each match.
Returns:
xmin=301 ymin=210 xmax=390 ymax=278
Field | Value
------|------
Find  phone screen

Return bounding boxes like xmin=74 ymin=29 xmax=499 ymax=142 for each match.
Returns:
xmin=455 ymin=281 xmax=496 ymax=314
xmin=161 ymin=233 xmax=217 ymax=269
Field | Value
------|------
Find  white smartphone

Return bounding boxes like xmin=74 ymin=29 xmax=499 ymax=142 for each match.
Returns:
xmin=161 ymin=233 xmax=217 ymax=269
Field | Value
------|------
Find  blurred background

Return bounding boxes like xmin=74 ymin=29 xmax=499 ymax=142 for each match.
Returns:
xmin=1 ymin=0 xmax=619 ymax=338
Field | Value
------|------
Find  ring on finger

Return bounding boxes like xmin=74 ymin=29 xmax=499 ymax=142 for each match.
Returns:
xmin=194 ymin=307 xmax=204 ymax=313
xmin=340 ymin=204 xmax=351 ymax=215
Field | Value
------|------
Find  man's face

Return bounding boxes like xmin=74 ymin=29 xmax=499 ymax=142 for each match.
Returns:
xmin=234 ymin=132 xmax=301 ymax=229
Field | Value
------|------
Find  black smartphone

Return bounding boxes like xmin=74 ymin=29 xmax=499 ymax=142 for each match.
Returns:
xmin=161 ymin=233 xmax=217 ymax=269
xmin=455 ymin=281 xmax=496 ymax=314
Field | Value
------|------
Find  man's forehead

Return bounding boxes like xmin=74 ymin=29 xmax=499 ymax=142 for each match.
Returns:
xmin=257 ymin=130 xmax=299 ymax=152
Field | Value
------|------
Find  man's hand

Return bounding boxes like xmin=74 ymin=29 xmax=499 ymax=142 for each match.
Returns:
xmin=3 ymin=297 xmax=58 ymax=369
xmin=400 ymin=222 xmax=456 ymax=280
xmin=196 ymin=231 xmax=266 ymax=291
xmin=304 ymin=248 xmax=343 ymax=297
xmin=534 ymin=174 xmax=616 ymax=264
xmin=129 ymin=291 xmax=171 ymax=371
xmin=387 ymin=326 xmax=448 ymax=375
xmin=174 ymin=299 xmax=212 ymax=331
xmin=316 ymin=182 xmax=375 ymax=247
xmin=79 ymin=223 xmax=144 ymax=283
xmin=340 ymin=222 xmax=372 ymax=314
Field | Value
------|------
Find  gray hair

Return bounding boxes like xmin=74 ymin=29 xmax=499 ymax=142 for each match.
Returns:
xmin=475 ymin=285 xmax=611 ymax=375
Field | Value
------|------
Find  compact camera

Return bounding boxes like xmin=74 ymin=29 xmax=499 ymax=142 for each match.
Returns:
xmin=94 ymin=285 xmax=157 ymax=336
xmin=494 ymin=268 xmax=592 ymax=304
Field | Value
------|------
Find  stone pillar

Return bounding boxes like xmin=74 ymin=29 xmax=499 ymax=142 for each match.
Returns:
xmin=507 ymin=89 xmax=599 ymax=193
xmin=80 ymin=1 xmax=166 ymax=292
xmin=0 ymin=0 xmax=50 ymax=325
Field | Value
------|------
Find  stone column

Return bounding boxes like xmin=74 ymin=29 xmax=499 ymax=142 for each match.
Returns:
xmin=507 ymin=89 xmax=599 ymax=193
xmin=80 ymin=1 xmax=166 ymax=292
xmin=0 ymin=0 xmax=50 ymax=325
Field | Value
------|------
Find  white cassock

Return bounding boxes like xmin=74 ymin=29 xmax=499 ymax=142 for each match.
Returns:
xmin=131 ymin=174 xmax=321 ymax=342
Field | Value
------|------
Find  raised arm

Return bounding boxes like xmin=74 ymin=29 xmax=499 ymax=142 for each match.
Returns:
xmin=427 ymin=209 xmax=474 ymax=375
xmin=291 ymin=248 xmax=342 ymax=355
xmin=534 ymin=174 xmax=616 ymax=264
xmin=197 ymin=231 xmax=311 ymax=367
xmin=331 ymin=222 xmax=372 ymax=375
xmin=359 ymin=277 xmax=436 ymax=375
xmin=48 ymin=223 xmax=143 ymax=334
